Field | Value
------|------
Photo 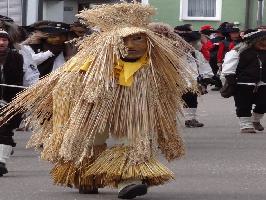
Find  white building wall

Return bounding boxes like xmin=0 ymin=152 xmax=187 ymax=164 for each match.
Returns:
xmin=43 ymin=0 xmax=64 ymax=22
xmin=26 ymin=0 xmax=38 ymax=25
xmin=63 ymin=0 xmax=78 ymax=23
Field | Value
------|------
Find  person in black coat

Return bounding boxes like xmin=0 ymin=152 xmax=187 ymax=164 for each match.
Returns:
xmin=222 ymin=29 xmax=266 ymax=133
xmin=0 ymin=25 xmax=23 ymax=176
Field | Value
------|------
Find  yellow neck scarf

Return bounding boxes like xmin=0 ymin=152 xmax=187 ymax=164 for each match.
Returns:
xmin=114 ymin=54 xmax=149 ymax=86
xmin=66 ymin=54 xmax=149 ymax=87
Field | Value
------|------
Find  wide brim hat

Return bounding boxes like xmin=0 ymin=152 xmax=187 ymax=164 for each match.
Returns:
xmin=243 ymin=29 xmax=266 ymax=41
xmin=226 ymin=27 xmax=240 ymax=33
xmin=174 ymin=24 xmax=192 ymax=33
xmin=23 ymin=20 xmax=52 ymax=33
xmin=0 ymin=15 xmax=14 ymax=23
xmin=0 ymin=16 xmax=19 ymax=43
xmin=179 ymin=31 xmax=201 ymax=43
xmin=35 ymin=22 xmax=70 ymax=34
xmin=0 ymin=29 xmax=9 ymax=39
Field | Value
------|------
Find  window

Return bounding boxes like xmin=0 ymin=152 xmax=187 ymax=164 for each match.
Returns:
xmin=0 ymin=0 xmax=22 ymax=25
xmin=180 ymin=0 xmax=222 ymax=21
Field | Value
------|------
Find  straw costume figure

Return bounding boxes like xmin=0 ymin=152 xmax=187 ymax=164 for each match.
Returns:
xmin=0 ymin=3 xmax=195 ymax=199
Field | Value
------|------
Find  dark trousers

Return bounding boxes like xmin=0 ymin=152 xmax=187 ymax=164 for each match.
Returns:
xmin=0 ymin=114 xmax=21 ymax=147
xmin=209 ymin=56 xmax=219 ymax=75
xmin=234 ymin=85 xmax=266 ymax=117
xmin=182 ymin=92 xmax=198 ymax=108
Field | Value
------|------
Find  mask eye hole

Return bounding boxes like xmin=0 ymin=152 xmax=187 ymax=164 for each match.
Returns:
xmin=133 ymin=36 xmax=142 ymax=41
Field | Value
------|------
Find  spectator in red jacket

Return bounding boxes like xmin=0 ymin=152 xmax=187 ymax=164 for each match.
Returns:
xmin=199 ymin=25 xmax=216 ymax=61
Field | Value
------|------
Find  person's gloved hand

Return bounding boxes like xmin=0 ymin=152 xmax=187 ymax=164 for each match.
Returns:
xmin=220 ymin=74 xmax=237 ymax=98
xmin=202 ymin=77 xmax=217 ymax=86
xmin=225 ymin=74 xmax=236 ymax=85
xmin=198 ymin=84 xmax=208 ymax=95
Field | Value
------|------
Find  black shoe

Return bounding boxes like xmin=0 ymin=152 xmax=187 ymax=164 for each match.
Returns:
xmin=241 ymin=128 xmax=256 ymax=134
xmin=79 ymin=187 xmax=98 ymax=194
xmin=211 ymin=86 xmax=222 ymax=91
xmin=0 ymin=162 xmax=8 ymax=176
xmin=185 ymin=119 xmax=204 ymax=128
xmin=253 ymin=122 xmax=264 ymax=131
xmin=118 ymin=184 xmax=147 ymax=199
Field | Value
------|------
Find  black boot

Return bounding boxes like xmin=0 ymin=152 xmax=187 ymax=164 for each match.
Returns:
xmin=0 ymin=162 xmax=8 ymax=176
xmin=118 ymin=184 xmax=147 ymax=199
xmin=253 ymin=122 xmax=264 ymax=131
xmin=185 ymin=119 xmax=204 ymax=128
xmin=211 ymin=86 xmax=222 ymax=91
xmin=241 ymin=128 xmax=256 ymax=134
xmin=79 ymin=186 xmax=98 ymax=194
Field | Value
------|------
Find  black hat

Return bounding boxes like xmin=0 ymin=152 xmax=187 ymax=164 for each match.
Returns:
xmin=23 ymin=20 xmax=52 ymax=33
xmin=0 ymin=15 xmax=14 ymax=23
xmin=22 ymin=25 xmax=35 ymax=33
xmin=0 ymin=17 xmax=19 ymax=43
xmin=35 ymin=22 xmax=70 ymax=34
xmin=216 ymin=22 xmax=235 ymax=36
xmin=174 ymin=24 xmax=192 ymax=32
xmin=179 ymin=31 xmax=201 ymax=43
xmin=243 ymin=29 xmax=266 ymax=41
xmin=0 ymin=28 xmax=9 ymax=39
xmin=226 ymin=26 xmax=240 ymax=33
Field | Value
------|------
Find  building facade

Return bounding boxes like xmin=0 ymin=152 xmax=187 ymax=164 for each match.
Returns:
xmin=27 ymin=0 xmax=148 ymax=25
xmin=0 ymin=0 xmax=264 ymax=29
xmin=149 ymin=0 xmax=266 ymax=30
xmin=0 ymin=0 xmax=149 ymax=25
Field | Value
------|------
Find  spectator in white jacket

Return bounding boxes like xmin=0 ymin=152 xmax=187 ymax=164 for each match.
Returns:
xmin=16 ymin=26 xmax=54 ymax=86
xmin=19 ymin=44 xmax=53 ymax=86
xmin=179 ymin=31 xmax=215 ymax=127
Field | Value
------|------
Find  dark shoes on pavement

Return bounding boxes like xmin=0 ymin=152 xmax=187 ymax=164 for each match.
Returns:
xmin=78 ymin=183 xmax=148 ymax=199
xmin=253 ymin=122 xmax=264 ymax=131
xmin=118 ymin=184 xmax=147 ymax=199
xmin=211 ymin=86 xmax=222 ymax=91
xmin=79 ymin=186 xmax=98 ymax=194
xmin=241 ymin=128 xmax=256 ymax=134
xmin=0 ymin=162 xmax=8 ymax=176
xmin=241 ymin=123 xmax=264 ymax=134
xmin=185 ymin=119 xmax=204 ymax=128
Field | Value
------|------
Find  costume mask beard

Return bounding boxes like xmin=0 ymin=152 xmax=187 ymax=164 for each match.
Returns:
xmin=123 ymin=33 xmax=148 ymax=60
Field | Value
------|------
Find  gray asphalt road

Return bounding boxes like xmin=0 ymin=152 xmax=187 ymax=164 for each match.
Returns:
xmin=1 ymin=91 xmax=266 ymax=200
